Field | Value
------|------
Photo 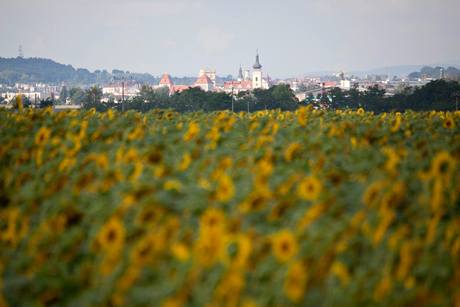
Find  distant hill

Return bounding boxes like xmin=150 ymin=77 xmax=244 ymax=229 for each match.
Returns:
xmin=0 ymin=57 xmax=212 ymax=87
xmin=0 ymin=57 xmax=78 ymax=85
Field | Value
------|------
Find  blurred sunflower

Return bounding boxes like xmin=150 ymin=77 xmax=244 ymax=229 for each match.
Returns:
xmin=200 ymin=208 xmax=226 ymax=234
xmin=389 ymin=116 xmax=401 ymax=132
xmin=297 ymin=176 xmax=322 ymax=201
xmin=271 ymin=229 xmax=298 ymax=263
xmin=183 ymin=122 xmax=200 ymax=142
xmin=283 ymin=260 xmax=307 ymax=303
xmin=284 ymin=142 xmax=302 ymax=162
xmin=430 ymin=151 xmax=455 ymax=181
xmin=363 ymin=181 xmax=384 ymax=207
xmin=216 ymin=174 xmax=235 ymax=203
xmin=97 ymin=217 xmax=126 ymax=252
xmin=135 ymin=205 xmax=164 ymax=228
xmin=35 ymin=127 xmax=51 ymax=147
xmin=443 ymin=117 xmax=455 ymax=129
xmin=130 ymin=234 xmax=159 ymax=266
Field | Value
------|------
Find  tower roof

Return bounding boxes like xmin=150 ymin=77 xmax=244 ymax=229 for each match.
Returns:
xmin=159 ymin=74 xmax=174 ymax=86
xmin=195 ymin=74 xmax=214 ymax=85
xmin=253 ymin=49 xmax=262 ymax=70
xmin=238 ymin=65 xmax=243 ymax=79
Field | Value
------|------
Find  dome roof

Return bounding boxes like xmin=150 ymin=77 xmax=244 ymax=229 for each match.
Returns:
xmin=253 ymin=50 xmax=262 ymax=70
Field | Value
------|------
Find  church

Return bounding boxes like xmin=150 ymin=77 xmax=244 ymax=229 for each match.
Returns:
xmin=223 ymin=50 xmax=270 ymax=95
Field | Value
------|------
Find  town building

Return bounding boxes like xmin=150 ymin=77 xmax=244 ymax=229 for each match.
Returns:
xmin=198 ymin=69 xmax=216 ymax=86
xmin=157 ymin=73 xmax=215 ymax=95
xmin=223 ymin=50 xmax=270 ymax=94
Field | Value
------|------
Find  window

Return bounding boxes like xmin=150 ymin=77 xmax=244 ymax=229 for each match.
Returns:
xmin=256 ymin=77 xmax=258 ymax=81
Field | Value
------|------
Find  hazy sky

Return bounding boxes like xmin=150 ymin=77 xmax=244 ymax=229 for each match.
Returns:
xmin=2 ymin=0 xmax=460 ymax=78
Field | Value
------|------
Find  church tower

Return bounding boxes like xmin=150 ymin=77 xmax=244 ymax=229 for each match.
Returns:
xmin=237 ymin=65 xmax=243 ymax=81
xmin=252 ymin=49 xmax=263 ymax=89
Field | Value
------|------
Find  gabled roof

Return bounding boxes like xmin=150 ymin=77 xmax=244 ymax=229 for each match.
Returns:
xmin=195 ymin=74 xmax=213 ymax=85
xmin=224 ymin=81 xmax=253 ymax=89
xmin=159 ymin=74 xmax=174 ymax=86
xmin=169 ymin=85 xmax=199 ymax=95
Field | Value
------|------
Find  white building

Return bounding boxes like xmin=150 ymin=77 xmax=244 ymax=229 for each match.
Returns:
xmin=223 ymin=50 xmax=269 ymax=94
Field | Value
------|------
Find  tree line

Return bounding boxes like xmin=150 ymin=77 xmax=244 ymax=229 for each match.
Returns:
xmin=309 ymin=79 xmax=460 ymax=113
xmin=69 ymin=79 xmax=460 ymax=114
xmin=81 ymin=84 xmax=299 ymax=113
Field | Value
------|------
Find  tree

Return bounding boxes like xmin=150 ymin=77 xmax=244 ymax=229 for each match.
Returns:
xmin=271 ymin=84 xmax=298 ymax=111
xmin=59 ymin=86 xmax=68 ymax=104
xmin=40 ymin=98 xmax=53 ymax=109
xmin=296 ymin=83 xmax=307 ymax=93
xmin=68 ymin=87 xmax=86 ymax=104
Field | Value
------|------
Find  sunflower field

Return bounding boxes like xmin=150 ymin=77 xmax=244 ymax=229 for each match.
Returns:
xmin=1 ymin=104 xmax=460 ymax=307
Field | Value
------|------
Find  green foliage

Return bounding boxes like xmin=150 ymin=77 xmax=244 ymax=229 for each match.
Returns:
xmin=68 ymin=87 xmax=86 ymax=104
xmin=1 ymin=107 xmax=460 ymax=306
xmin=408 ymin=66 xmax=460 ymax=79
xmin=39 ymin=98 xmax=53 ymax=109
xmin=59 ymin=86 xmax=68 ymax=104
xmin=296 ymin=83 xmax=307 ymax=93
xmin=313 ymin=79 xmax=460 ymax=113
xmin=82 ymin=85 xmax=298 ymax=114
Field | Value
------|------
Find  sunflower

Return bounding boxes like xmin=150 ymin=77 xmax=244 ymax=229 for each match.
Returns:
xmin=357 ymin=108 xmax=365 ymax=115
xmin=100 ymin=169 xmax=123 ymax=192
xmin=163 ymin=180 xmax=182 ymax=191
xmin=97 ymin=217 xmax=126 ymax=252
xmin=267 ymin=200 xmax=293 ymax=222
xmin=380 ymin=182 xmax=406 ymax=211
xmin=373 ymin=275 xmax=393 ymax=302
xmin=214 ymin=271 xmax=245 ymax=307
xmin=130 ymin=234 xmax=159 ymax=266
xmin=123 ymin=148 xmax=138 ymax=164
xmin=382 ymin=147 xmax=399 ymax=172
xmin=297 ymin=202 xmax=327 ymax=231
xmin=183 ymin=122 xmax=199 ymax=142
xmin=216 ymin=174 xmax=235 ymax=203
xmin=227 ymin=234 xmax=252 ymax=270
xmin=297 ymin=176 xmax=322 ymax=201
xmin=178 ymin=153 xmax=192 ymax=171
xmin=194 ymin=231 xmax=226 ymax=268
xmin=284 ymin=142 xmax=302 ymax=162
xmin=171 ymin=242 xmax=190 ymax=262
xmin=135 ymin=205 xmax=164 ymax=228
xmin=96 ymin=154 xmax=109 ymax=170
xmin=239 ymin=192 xmax=268 ymax=213
xmin=363 ymin=181 xmax=384 ymax=207
xmin=389 ymin=116 xmax=401 ymax=132
xmin=443 ymin=117 xmax=455 ymax=129
xmin=271 ymin=229 xmax=299 ymax=263
xmin=284 ymin=260 xmax=307 ymax=303
xmin=35 ymin=127 xmax=51 ymax=147
xmin=145 ymin=150 xmax=163 ymax=165
xmin=330 ymin=261 xmax=351 ymax=284
xmin=372 ymin=211 xmax=395 ymax=246
xmin=72 ymin=172 xmax=96 ymax=195
xmin=165 ymin=112 xmax=174 ymax=120
xmin=200 ymin=208 xmax=226 ymax=234
xmin=430 ymin=151 xmax=455 ymax=180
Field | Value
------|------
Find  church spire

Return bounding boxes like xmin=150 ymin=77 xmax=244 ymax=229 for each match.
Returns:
xmin=253 ymin=49 xmax=262 ymax=70
xmin=237 ymin=64 xmax=243 ymax=81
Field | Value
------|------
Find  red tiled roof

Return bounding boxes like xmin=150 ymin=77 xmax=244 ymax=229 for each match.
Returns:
xmin=224 ymin=81 xmax=253 ymax=89
xmin=169 ymin=85 xmax=199 ymax=95
xmin=195 ymin=74 xmax=213 ymax=85
xmin=159 ymin=74 xmax=174 ymax=86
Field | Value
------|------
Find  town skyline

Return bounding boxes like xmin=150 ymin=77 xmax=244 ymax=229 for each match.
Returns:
xmin=2 ymin=0 xmax=459 ymax=78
